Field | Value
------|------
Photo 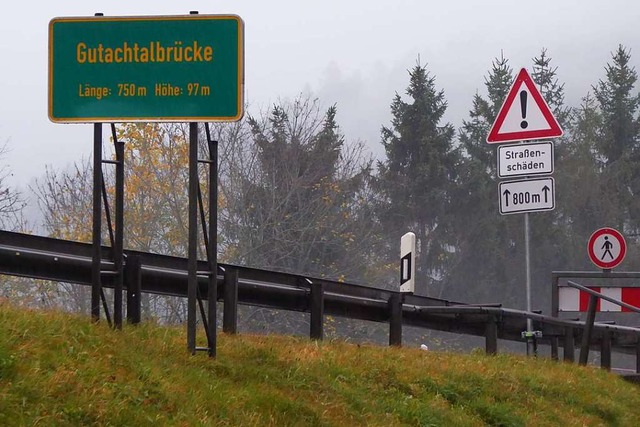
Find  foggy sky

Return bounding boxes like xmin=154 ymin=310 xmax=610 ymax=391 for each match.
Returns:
xmin=1 ymin=0 xmax=639 ymax=191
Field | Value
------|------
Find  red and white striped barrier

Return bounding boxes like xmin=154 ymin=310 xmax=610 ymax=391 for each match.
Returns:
xmin=559 ymin=286 xmax=640 ymax=312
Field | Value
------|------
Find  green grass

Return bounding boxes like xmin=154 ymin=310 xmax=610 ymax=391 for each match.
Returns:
xmin=1 ymin=302 xmax=639 ymax=426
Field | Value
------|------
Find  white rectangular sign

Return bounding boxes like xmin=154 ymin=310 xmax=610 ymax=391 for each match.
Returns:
xmin=499 ymin=177 xmax=555 ymax=215
xmin=498 ymin=142 xmax=553 ymax=178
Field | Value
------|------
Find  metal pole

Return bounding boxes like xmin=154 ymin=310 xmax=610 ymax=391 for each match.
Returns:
xmin=601 ymin=331 xmax=611 ymax=371
xmin=550 ymin=273 xmax=560 ymax=359
xmin=114 ymin=124 xmax=124 ymax=329
xmin=223 ymin=268 xmax=239 ymax=334
xmin=485 ymin=316 xmax=498 ymax=355
xmin=124 ymin=255 xmax=142 ymax=325
xmin=187 ymin=122 xmax=198 ymax=354
xmin=524 ymin=212 xmax=534 ymax=356
xmin=388 ymin=293 xmax=403 ymax=346
xmin=207 ymin=135 xmax=218 ymax=357
xmin=91 ymin=122 xmax=103 ymax=322
xmin=310 ymin=280 xmax=324 ymax=340
xmin=525 ymin=212 xmax=532 ymax=325
xmin=579 ymin=294 xmax=598 ymax=365
xmin=563 ymin=326 xmax=575 ymax=362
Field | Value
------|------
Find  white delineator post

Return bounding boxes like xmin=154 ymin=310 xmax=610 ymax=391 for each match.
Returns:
xmin=400 ymin=232 xmax=416 ymax=294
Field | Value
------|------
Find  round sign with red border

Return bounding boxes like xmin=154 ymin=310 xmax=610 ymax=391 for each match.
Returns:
xmin=587 ymin=227 xmax=626 ymax=269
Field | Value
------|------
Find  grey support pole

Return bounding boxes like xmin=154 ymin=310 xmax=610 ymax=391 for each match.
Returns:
xmin=207 ymin=134 xmax=218 ymax=357
xmin=485 ymin=316 xmax=498 ymax=355
xmin=579 ymin=294 xmax=598 ymax=365
xmin=310 ymin=280 xmax=324 ymax=340
xmin=91 ymin=122 xmax=103 ymax=322
xmin=563 ymin=326 xmax=575 ymax=362
xmin=600 ymin=331 xmax=611 ymax=371
xmin=388 ymin=293 xmax=403 ymax=346
xmin=187 ymin=122 xmax=198 ymax=354
xmin=223 ymin=268 xmax=239 ymax=334
xmin=124 ymin=255 xmax=142 ymax=325
xmin=524 ymin=212 xmax=533 ymax=355
xmin=113 ymin=124 xmax=124 ymax=329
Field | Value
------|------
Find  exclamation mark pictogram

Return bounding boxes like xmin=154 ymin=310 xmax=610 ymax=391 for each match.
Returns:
xmin=520 ymin=90 xmax=528 ymax=129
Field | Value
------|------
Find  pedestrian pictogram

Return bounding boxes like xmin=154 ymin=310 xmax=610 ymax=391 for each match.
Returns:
xmin=587 ymin=227 xmax=626 ymax=270
xmin=487 ymin=68 xmax=563 ymax=144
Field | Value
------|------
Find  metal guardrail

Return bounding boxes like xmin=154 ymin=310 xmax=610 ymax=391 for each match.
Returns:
xmin=1 ymin=230 xmax=640 ymax=370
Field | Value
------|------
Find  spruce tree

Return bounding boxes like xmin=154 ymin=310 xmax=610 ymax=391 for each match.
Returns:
xmin=531 ymin=49 xmax=570 ymax=127
xmin=375 ymin=61 xmax=457 ymax=296
xmin=593 ymin=45 xmax=640 ymax=164
xmin=591 ymin=46 xmax=640 ymax=236
xmin=557 ymin=94 xmax=606 ymax=268
xmin=446 ymin=55 xmax=523 ymax=305
xmin=527 ymin=50 xmax=573 ymax=309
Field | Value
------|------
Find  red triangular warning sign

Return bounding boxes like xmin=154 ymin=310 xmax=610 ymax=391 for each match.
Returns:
xmin=486 ymin=68 xmax=563 ymax=144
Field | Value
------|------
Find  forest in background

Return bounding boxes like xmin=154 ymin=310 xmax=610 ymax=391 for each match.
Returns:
xmin=1 ymin=46 xmax=639 ymax=337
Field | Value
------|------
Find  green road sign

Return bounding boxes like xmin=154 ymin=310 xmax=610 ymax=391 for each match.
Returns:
xmin=49 ymin=15 xmax=244 ymax=122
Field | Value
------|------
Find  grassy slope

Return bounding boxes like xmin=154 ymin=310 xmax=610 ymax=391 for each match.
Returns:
xmin=1 ymin=302 xmax=639 ymax=427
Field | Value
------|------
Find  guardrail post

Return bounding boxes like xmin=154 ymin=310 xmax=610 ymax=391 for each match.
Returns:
xmin=600 ymin=331 xmax=611 ymax=371
xmin=124 ymin=255 xmax=141 ymax=325
xmin=485 ymin=316 xmax=498 ymax=355
xmin=551 ymin=337 xmax=559 ymax=360
xmin=636 ymin=339 xmax=640 ymax=374
xmin=223 ymin=267 xmax=238 ymax=334
xmin=310 ymin=280 xmax=324 ymax=340
xmin=388 ymin=293 xmax=403 ymax=346
xmin=563 ymin=326 xmax=575 ymax=362
xmin=579 ymin=294 xmax=598 ymax=365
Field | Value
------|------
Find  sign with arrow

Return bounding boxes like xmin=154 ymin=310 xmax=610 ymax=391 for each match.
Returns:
xmin=498 ymin=177 xmax=555 ymax=215
xmin=487 ymin=68 xmax=563 ymax=144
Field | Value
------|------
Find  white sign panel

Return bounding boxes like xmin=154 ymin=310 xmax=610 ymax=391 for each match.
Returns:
xmin=499 ymin=177 xmax=555 ymax=215
xmin=498 ymin=142 xmax=554 ymax=178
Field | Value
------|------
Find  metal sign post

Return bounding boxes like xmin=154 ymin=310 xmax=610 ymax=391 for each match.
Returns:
xmin=91 ymin=122 xmax=102 ymax=322
xmin=487 ymin=67 xmax=563 ymax=356
xmin=50 ymin=11 xmax=245 ymax=356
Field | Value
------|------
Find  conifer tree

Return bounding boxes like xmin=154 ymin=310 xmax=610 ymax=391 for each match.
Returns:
xmin=531 ymin=49 xmax=571 ymax=127
xmin=445 ymin=55 xmax=522 ymax=304
xmin=375 ymin=62 xmax=457 ymax=296
xmin=592 ymin=45 xmax=640 ymax=236
xmin=593 ymin=45 xmax=640 ymax=164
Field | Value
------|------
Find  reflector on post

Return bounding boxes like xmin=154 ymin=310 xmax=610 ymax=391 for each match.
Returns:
xmin=400 ymin=232 xmax=416 ymax=293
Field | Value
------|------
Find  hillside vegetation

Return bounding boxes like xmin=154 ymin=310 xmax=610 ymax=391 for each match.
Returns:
xmin=1 ymin=302 xmax=639 ymax=426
